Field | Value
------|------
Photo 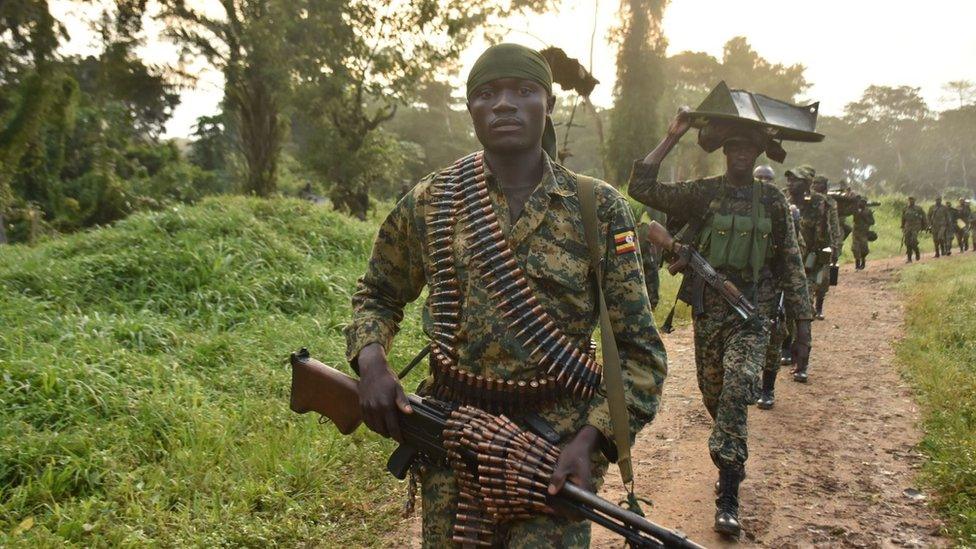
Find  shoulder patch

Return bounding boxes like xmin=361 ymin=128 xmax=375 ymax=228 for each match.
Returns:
xmin=614 ymin=229 xmax=638 ymax=255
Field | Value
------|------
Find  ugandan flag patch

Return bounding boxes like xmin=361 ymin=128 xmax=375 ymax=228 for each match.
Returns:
xmin=614 ymin=229 xmax=637 ymax=255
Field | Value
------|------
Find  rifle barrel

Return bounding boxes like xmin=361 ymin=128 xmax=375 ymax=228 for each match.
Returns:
xmin=560 ymin=484 xmax=705 ymax=549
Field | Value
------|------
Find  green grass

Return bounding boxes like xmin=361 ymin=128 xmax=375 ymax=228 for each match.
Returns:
xmin=897 ymin=255 xmax=976 ymax=545
xmin=0 ymin=197 xmax=429 ymax=547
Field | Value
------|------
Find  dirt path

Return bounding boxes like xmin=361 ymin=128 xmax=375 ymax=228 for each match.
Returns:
xmin=593 ymin=254 xmax=947 ymax=548
xmin=391 ymin=255 xmax=948 ymax=548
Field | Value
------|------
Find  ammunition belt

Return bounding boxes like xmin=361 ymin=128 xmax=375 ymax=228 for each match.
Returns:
xmin=425 ymin=151 xmax=602 ymax=413
xmin=443 ymin=405 xmax=561 ymax=546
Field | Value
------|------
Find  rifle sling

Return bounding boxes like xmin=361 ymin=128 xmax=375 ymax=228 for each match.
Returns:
xmin=577 ymin=175 xmax=634 ymax=486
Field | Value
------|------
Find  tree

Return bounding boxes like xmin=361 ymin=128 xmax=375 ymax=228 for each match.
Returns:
xmin=942 ymin=80 xmax=976 ymax=109
xmin=292 ymin=0 xmax=549 ymax=219
xmin=605 ymin=0 xmax=669 ymax=186
xmin=844 ymin=85 xmax=931 ymax=191
xmin=159 ymin=0 xmax=307 ymax=197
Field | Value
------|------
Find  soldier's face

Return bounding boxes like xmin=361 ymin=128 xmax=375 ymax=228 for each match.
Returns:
xmin=722 ymin=140 xmax=762 ymax=178
xmin=467 ymin=78 xmax=554 ymax=154
xmin=813 ymin=182 xmax=827 ymax=194
xmin=787 ymin=176 xmax=809 ymax=196
xmin=909 ymin=199 xmax=915 ymax=206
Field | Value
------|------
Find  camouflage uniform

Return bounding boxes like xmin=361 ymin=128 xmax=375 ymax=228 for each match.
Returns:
xmin=901 ymin=204 xmax=927 ymax=261
xmin=629 ymin=163 xmax=813 ymax=468
xmin=851 ymin=207 xmax=875 ymax=266
xmin=345 ymin=154 xmax=668 ymax=547
xmin=764 ymin=206 xmax=805 ymax=377
xmin=813 ymin=191 xmax=842 ymax=303
xmin=792 ymin=191 xmax=833 ymax=302
xmin=929 ymin=202 xmax=953 ymax=257
xmin=954 ymin=201 xmax=971 ymax=252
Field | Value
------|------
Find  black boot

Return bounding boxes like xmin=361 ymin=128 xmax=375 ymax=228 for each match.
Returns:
xmin=906 ymin=253 xmax=913 ymax=263
xmin=793 ymin=361 xmax=808 ymax=383
xmin=757 ymin=369 xmax=777 ymax=410
xmin=714 ymin=467 xmax=744 ymax=536
xmin=814 ymin=295 xmax=825 ymax=320
xmin=780 ymin=335 xmax=793 ymax=365
xmin=915 ymin=249 xmax=921 ymax=261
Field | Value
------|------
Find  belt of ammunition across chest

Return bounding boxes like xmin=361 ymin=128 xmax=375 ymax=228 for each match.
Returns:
xmin=425 ymin=151 xmax=602 ymax=413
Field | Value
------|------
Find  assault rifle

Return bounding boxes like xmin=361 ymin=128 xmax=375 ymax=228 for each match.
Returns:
xmin=288 ymin=349 xmax=705 ymax=549
xmin=644 ymin=220 xmax=758 ymax=321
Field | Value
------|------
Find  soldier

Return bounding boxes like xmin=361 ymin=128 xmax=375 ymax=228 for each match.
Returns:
xmin=811 ymin=175 xmax=842 ymax=320
xmin=636 ymin=207 xmax=667 ymax=309
xmin=851 ymin=198 xmax=875 ymax=270
xmin=786 ymin=166 xmax=832 ymax=327
xmin=929 ymin=196 xmax=953 ymax=257
xmin=629 ymin=110 xmax=813 ymax=537
xmin=954 ymin=198 xmax=971 ymax=253
xmin=901 ymin=196 xmax=927 ymax=262
xmin=345 ymin=43 xmax=667 ymax=548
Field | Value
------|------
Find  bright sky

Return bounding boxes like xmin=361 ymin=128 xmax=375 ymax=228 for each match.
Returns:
xmin=52 ymin=0 xmax=976 ymax=139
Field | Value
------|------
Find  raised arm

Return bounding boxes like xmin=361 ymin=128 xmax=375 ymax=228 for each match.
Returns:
xmin=627 ymin=110 xmax=709 ymax=217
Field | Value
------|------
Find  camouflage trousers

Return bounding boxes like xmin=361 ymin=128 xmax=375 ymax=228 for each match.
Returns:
xmin=763 ymin=317 xmax=789 ymax=374
xmin=852 ymin=233 xmax=870 ymax=260
xmin=418 ymin=411 xmax=609 ymax=548
xmin=692 ymin=291 xmax=770 ymax=468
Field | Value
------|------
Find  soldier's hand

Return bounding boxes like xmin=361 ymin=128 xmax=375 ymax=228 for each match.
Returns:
xmin=667 ymin=107 xmax=692 ymax=137
xmin=548 ymin=426 xmax=601 ymax=520
xmin=357 ymin=343 xmax=412 ymax=442
xmin=791 ymin=320 xmax=813 ymax=370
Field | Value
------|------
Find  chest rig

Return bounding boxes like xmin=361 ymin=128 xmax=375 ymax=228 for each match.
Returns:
xmin=697 ymin=179 xmax=773 ymax=284
xmin=424 ymin=152 xmax=602 ymax=413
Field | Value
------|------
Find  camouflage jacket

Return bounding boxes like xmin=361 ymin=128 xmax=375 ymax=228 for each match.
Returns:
xmin=902 ymin=205 xmax=927 ymax=232
xmin=928 ymin=204 xmax=953 ymax=229
xmin=792 ymin=191 xmax=832 ymax=259
xmin=628 ymin=162 xmax=814 ymax=321
xmin=822 ymin=193 xmax=843 ymax=252
xmin=852 ymin=208 xmax=875 ymax=235
xmin=345 ymin=154 xmax=668 ymax=447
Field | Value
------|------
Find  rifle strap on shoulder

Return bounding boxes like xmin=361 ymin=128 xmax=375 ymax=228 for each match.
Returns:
xmin=577 ymin=175 xmax=634 ymax=487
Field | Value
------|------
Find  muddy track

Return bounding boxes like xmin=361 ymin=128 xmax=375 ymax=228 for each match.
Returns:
xmin=392 ymin=254 xmax=950 ymax=548
xmin=593 ymin=254 xmax=948 ymax=548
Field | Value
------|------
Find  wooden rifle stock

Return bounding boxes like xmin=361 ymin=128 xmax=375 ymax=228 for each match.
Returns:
xmin=289 ymin=348 xmax=362 ymax=435
xmin=286 ymin=349 xmax=707 ymax=549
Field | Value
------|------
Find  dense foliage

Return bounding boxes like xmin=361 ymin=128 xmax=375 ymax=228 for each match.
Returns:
xmin=898 ymin=256 xmax=976 ymax=545
xmin=0 ymin=197 xmax=430 ymax=546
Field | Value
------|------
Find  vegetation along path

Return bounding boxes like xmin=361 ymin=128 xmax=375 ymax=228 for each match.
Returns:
xmin=592 ymin=255 xmax=949 ymax=548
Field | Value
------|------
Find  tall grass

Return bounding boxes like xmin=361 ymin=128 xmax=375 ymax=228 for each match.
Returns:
xmin=0 ymin=197 xmax=429 ymax=547
xmin=897 ymin=255 xmax=976 ymax=545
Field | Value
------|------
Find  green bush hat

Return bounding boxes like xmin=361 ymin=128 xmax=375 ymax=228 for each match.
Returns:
xmin=466 ymin=43 xmax=558 ymax=160
xmin=785 ymin=165 xmax=816 ymax=181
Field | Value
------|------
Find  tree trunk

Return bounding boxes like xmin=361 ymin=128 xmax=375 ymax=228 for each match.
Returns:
xmin=232 ymin=74 xmax=281 ymax=197
xmin=0 ymin=211 xmax=7 ymax=244
xmin=582 ymin=97 xmax=612 ymax=181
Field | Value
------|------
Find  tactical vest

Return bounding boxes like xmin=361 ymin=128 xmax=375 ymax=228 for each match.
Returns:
xmin=696 ymin=179 xmax=773 ymax=283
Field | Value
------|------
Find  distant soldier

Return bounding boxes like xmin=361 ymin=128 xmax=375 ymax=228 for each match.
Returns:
xmin=811 ymin=175 xmax=842 ymax=320
xmin=928 ymin=196 xmax=953 ymax=257
xmin=901 ymin=196 xmax=927 ymax=263
xmin=785 ymin=164 xmax=827 ymax=379
xmin=851 ymin=198 xmax=875 ymax=270
xmin=954 ymin=198 xmax=971 ymax=253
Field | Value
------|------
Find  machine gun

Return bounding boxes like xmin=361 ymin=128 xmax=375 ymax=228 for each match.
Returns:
xmin=644 ymin=220 xmax=758 ymax=321
xmin=288 ymin=349 xmax=705 ymax=549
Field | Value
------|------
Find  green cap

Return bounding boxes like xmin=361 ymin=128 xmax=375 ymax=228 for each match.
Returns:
xmin=785 ymin=165 xmax=816 ymax=181
xmin=466 ymin=43 xmax=557 ymax=160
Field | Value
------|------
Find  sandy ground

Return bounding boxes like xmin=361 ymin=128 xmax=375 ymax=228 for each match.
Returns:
xmin=391 ymin=254 xmax=949 ymax=548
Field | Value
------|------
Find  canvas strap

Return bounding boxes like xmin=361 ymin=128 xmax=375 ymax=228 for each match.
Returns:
xmin=577 ymin=175 xmax=633 ymax=486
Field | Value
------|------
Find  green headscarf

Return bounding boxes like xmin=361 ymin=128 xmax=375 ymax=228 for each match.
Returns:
xmin=466 ymin=43 xmax=558 ymax=160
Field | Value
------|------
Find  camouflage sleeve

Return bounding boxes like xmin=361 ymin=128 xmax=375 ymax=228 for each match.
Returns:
xmin=585 ymin=183 xmax=668 ymax=456
xmin=769 ymin=189 xmax=814 ymax=321
xmin=827 ymin=200 xmax=842 ymax=251
xmin=343 ymin=188 xmax=427 ymax=369
xmin=626 ymin=161 xmax=710 ymax=220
